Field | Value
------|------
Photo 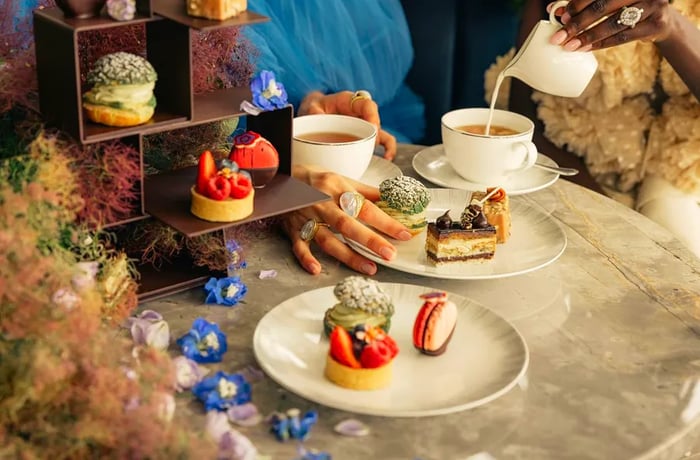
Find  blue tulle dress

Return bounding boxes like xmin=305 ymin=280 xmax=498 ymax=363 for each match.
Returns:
xmin=245 ymin=0 xmax=425 ymax=144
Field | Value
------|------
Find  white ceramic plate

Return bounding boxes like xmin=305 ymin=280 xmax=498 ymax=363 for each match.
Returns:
xmin=253 ymin=282 xmax=529 ymax=417
xmin=346 ymin=188 xmax=567 ymax=280
xmin=358 ymin=155 xmax=402 ymax=187
xmin=412 ymin=144 xmax=559 ymax=195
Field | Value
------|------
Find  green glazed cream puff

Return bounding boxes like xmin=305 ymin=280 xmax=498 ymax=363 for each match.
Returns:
xmin=323 ymin=276 xmax=394 ymax=337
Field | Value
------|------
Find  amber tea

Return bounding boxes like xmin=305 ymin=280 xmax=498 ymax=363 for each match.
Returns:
xmin=456 ymin=124 xmax=519 ymax=136
xmin=296 ymin=131 xmax=362 ymax=143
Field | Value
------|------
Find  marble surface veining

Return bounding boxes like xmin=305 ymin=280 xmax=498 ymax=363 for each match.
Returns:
xmin=142 ymin=144 xmax=700 ymax=460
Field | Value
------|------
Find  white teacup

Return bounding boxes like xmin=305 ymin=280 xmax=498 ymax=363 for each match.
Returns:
xmin=292 ymin=114 xmax=377 ymax=180
xmin=503 ymin=0 xmax=598 ymax=98
xmin=441 ymin=108 xmax=538 ymax=185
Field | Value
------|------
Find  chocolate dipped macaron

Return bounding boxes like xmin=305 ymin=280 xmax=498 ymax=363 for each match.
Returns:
xmin=412 ymin=291 xmax=458 ymax=356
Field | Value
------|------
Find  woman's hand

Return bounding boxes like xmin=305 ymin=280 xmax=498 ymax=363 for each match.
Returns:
xmin=547 ymin=0 xmax=675 ymax=51
xmin=282 ymin=165 xmax=413 ymax=275
xmin=298 ymin=90 xmax=397 ymax=160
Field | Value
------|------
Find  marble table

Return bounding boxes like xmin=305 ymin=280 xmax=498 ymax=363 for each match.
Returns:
xmin=144 ymin=144 xmax=700 ymax=460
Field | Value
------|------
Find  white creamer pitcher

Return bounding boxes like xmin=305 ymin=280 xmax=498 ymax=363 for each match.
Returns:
xmin=504 ymin=0 xmax=598 ymax=97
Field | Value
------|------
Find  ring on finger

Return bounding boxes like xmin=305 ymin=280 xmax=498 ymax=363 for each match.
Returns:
xmin=350 ymin=90 xmax=372 ymax=111
xmin=339 ymin=191 xmax=366 ymax=219
xmin=617 ymin=6 xmax=644 ymax=28
xmin=300 ymin=218 xmax=329 ymax=242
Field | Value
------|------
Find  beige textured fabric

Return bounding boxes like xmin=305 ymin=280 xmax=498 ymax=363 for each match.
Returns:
xmin=484 ymin=1 xmax=700 ymax=256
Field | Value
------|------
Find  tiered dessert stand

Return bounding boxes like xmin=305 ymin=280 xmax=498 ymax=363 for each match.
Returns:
xmin=33 ymin=0 xmax=328 ymax=301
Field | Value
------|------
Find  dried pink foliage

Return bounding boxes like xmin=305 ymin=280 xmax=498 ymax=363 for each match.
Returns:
xmin=192 ymin=28 xmax=254 ymax=93
xmin=74 ymin=140 xmax=142 ymax=227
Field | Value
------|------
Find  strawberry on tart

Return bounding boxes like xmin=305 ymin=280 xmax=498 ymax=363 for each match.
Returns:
xmin=324 ymin=324 xmax=399 ymax=391
xmin=190 ymin=150 xmax=254 ymax=222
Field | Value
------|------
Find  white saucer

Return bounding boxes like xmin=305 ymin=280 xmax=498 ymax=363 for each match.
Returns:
xmin=412 ymin=144 xmax=559 ymax=195
xmin=358 ymin=155 xmax=402 ymax=187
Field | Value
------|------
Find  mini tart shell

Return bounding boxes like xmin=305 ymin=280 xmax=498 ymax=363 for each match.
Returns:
xmin=324 ymin=354 xmax=392 ymax=391
xmin=190 ymin=186 xmax=254 ymax=222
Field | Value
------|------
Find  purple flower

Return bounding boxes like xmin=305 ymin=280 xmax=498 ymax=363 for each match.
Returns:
xmin=250 ymin=70 xmax=288 ymax=111
xmin=296 ymin=446 xmax=332 ymax=460
xmin=176 ymin=318 xmax=228 ymax=363
xmin=172 ymin=355 xmax=209 ymax=392
xmin=227 ymin=402 xmax=262 ymax=426
xmin=204 ymin=276 xmax=247 ymax=307
xmin=127 ymin=309 xmax=170 ymax=351
xmin=206 ymin=411 xmax=258 ymax=460
xmin=193 ymin=371 xmax=251 ymax=411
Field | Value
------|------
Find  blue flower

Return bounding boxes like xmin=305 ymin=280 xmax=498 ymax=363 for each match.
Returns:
xmin=176 ymin=317 xmax=228 ymax=363
xmin=250 ymin=70 xmax=288 ymax=111
xmin=204 ymin=276 xmax=247 ymax=306
xmin=270 ymin=409 xmax=318 ymax=442
xmin=193 ymin=371 xmax=252 ymax=411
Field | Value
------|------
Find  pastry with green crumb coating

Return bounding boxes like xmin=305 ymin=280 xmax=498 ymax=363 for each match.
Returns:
xmin=323 ymin=276 xmax=394 ymax=337
xmin=82 ymin=52 xmax=158 ymax=127
xmin=376 ymin=176 xmax=431 ymax=235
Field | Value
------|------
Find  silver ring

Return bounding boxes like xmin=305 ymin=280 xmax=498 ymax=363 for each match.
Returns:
xmin=350 ymin=90 xmax=372 ymax=110
xmin=339 ymin=191 xmax=366 ymax=219
xmin=300 ymin=219 xmax=329 ymax=242
xmin=617 ymin=6 xmax=644 ymax=28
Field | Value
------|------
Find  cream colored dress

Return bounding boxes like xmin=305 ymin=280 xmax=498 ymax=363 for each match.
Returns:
xmin=485 ymin=0 xmax=700 ymax=257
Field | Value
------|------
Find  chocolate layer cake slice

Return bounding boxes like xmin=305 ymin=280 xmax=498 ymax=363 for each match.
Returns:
xmin=425 ymin=222 xmax=496 ymax=264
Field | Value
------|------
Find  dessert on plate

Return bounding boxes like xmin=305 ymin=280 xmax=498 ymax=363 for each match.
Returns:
xmin=323 ymin=276 xmax=394 ymax=337
xmin=472 ymin=187 xmax=511 ymax=243
xmin=190 ymin=150 xmax=254 ymax=222
xmin=186 ymin=0 xmax=247 ymax=20
xmin=229 ymin=131 xmax=279 ymax=187
xmin=425 ymin=205 xmax=497 ymax=265
xmin=376 ymin=176 xmax=431 ymax=236
xmin=413 ymin=291 xmax=458 ymax=356
xmin=82 ymin=52 xmax=157 ymax=127
xmin=324 ymin=324 xmax=399 ymax=391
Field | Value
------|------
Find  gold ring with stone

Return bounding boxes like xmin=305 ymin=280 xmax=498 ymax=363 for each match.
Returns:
xmin=350 ymin=90 xmax=372 ymax=111
xmin=300 ymin=219 xmax=329 ymax=242
xmin=617 ymin=6 xmax=644 ymax=28
xmin=339 ymin=191 xmax=366 ymax=219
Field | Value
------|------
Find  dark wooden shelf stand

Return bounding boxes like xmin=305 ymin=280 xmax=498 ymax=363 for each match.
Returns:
xmin=33 ymin=2 xmax=330 ymax=301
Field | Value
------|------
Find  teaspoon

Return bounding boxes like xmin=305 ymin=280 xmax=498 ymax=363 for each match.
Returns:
xmin=533 ymin=162 xmax=579 ymax=176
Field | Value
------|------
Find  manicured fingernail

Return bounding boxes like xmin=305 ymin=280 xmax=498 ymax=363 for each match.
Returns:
xmin=398 ymin=230 xmax=412 ymax=241
xmin=307 ymin=262 xmax=321 ymax=274
xmin=561 ymin=12 xmax=571 ymax=24
xmin=379 ymin=247 xmax=395 ymax=260
xmin=361 ymin=262 xmax=376 ymax=275
xmin=550 ymin=29 xmax=568 ymax=45
xmin=564 ymin=38 xmax=582 ymax=51
xmin=579 ymin=43 xmax=592 ymax=52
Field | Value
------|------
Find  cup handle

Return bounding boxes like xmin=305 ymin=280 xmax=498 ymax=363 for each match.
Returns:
xmin=510 ymin=141 xmax=538 ymax=174
xmin=549 ymin=0 xmax=569 ymax=27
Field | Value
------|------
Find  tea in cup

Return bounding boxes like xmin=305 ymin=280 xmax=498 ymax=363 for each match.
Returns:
xmin=441 ymin=108 xmax=538 ymax=185
xmin=502 ymin=0 xmax=598 ymax=98
xmin=292 ymin=114 xmax=377 ymax=180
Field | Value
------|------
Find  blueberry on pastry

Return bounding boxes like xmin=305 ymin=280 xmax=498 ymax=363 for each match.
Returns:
xmin=82 ymin=52 xmax=157 ymax=127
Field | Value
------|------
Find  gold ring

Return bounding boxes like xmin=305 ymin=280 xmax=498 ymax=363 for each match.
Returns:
xmin=300 ymin=219 xmax=329 ymax=242
xmin=350 ymin=90 xmax=372 ymax=111
xmin=339 ymin=191 xmax=366 ymax=219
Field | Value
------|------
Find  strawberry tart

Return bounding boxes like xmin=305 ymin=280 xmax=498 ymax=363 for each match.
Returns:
xmin=190 ymin=150 xmax=254 ymax=222
xmin=324 ymin=324 xmax=399 ymax=391
xmin=412 ymin=291 xmax=458 ymax=356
